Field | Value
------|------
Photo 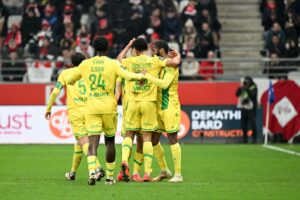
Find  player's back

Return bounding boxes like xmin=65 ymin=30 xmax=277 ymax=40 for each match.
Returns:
xmin=59 ymin=68 xmax=87 ymax=110
xmin=79 ymin=56 xmax=120 ymax=114
xmin=122 ymin=55 xmax=165 ymax=102
xmin=157 ymin=67 xmax=180 ymax=110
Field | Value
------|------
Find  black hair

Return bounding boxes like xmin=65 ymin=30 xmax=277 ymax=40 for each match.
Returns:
xmin=71 ymin=52 xmax=86 ymax=66
xmin=93 ymin=37 xmax=109 ymax=53
xmin=154 ymin=40 xmax=169 ymax=53
xmin=132 ymin=38 xmax=148 ymax=52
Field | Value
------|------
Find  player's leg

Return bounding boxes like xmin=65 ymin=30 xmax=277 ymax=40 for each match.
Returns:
xmin=152 ymin=132 xmax=172 ymax=182
xmin=117 ymin=109 xmax=127 ymax=181
xmin=121 ymin=101 xmax=141 ymax=182
xmin=241 ymin=109 xmax=249 ymax=143
xmin=132 ymin=133 xmax=144 ymax=182
xmin=167 ymin=132 xmax=183 ymax=183
xmin=102 ymin=114 xmax=118 ymax=185
xmin=65 ymin=113 xmax=86 ymax=181
xmin=85 ymin=114 xmax=103 ymax=185
xmin=140 ymin=101 xmax=158 ymax=182
xmin=165 ymin=106 xmax=182 ymax=183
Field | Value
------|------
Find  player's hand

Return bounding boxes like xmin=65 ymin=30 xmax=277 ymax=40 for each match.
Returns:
xmin=128 ymin=38 xmax=136 ymax=47
xmin=45 ymin=112 xmax=51 ymax=120
xmin=168 ymin=50 xmax=178 ymax=58
xmin=141 ymin=69 xmax=147 ymax=75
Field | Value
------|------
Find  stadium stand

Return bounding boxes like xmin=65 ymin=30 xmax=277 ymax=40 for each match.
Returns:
xmin=0 ymin=0 xmax=223 ymax=82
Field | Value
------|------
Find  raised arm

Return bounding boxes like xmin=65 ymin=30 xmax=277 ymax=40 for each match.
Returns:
xmin=115 ymin=65 xmax=143 ymax=81
xmin=165 ymin=50 xmax=181 ymax=67
xmin=116 ymin=38 xmax=136 ymax=62
xmin=143 ymin=68 xmax=175 ymax=89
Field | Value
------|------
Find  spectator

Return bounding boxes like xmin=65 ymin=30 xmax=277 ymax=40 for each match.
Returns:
xmin=180 ymin=19 xmax=197 ymax=45
xmin=194 ymin=8 xmax=221 ymax=33
xmin=149 ymin=7 xmax=164 ymax=37
xmin=181 ymin=0 xmax=198 ymax=23
xmin=264 ymin=53 xmax=287 ymax=79
xmin=75 ymin=25 xmax=91 ymax=46
xmin=43 ymin=4 xmax=60 ymax=40
xmin=36 ymin=36 xmax=59 ymax=60
xmin=0 ymin=3 xmax=9 ymax=47
xmin=181 ymin=36 xmax=196 ymax=58
xmin=167 ymin=34 xmax=180 ymax=52
xmin=90 ymin=6 xmax=111 ymax=41
xmin=181 ymin=51 xmax=199 ymax=79
xmin=4 ymin=23 xmax=22 ymax=55
xmin=21 ymin=4 xmax=41 ymax=46
xmin=163 ymin=6 xmax=181 ymax=40
xmin=63 ymin=0 xmax=81 ymax=32
xmin=195 ymin=22 xmax=218 ymax=58
xmin=266 ymin=35 xmax=287 ymax=57
xmin=127 ymin=0 xmax=146 ymax=38
xmin=265 ymin=22 xmax=286 ymax=47
xmin=198 ymin=50 xmax=223 ymax=80
xmin=2 ymin=51 xmax=26 ymax=81
xmin=89 ymin=0 xmax=108 ymax=23
xmin=75 ymin=37 xmax=94 ymax=58
xmin=262 ymin=9 xmax=285 ymax=31
xmin=285 ymin=20 xmax=299 ymax=58
xmin=197 ymin=0 xmax=218 ymax=18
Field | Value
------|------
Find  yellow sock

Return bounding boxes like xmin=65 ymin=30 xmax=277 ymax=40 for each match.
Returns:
xmin=87 ymin=155 xmax=97 ymax=175
xmin=71 ymin=144 xmax=83 ymax=173
xmin=170 ymin=143 xmax=181 ymax=175
xmin=143 ymin=142 xmax=153 ymax=175
xmin=122 ymin=137 xmax=133 ymax=163
xmin=153 ymin=143 xmax=168 ymax=171
xmin=82 ymin=143 xmax=101 ymax=169
xmin=106 ymin=162 xmax=116 ymax=179
xmin=133 ymin=152 xmax=144 ymax=174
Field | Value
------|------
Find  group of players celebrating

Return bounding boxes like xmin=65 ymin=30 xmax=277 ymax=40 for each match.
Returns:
xmin=45 ymin=36 xmax=183 ymax=185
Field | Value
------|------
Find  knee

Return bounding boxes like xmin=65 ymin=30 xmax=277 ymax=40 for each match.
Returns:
xmin=105 ymin=136 xmax=115 ymax=147
xmin=168 ymin=134 xmax=177 ymax=145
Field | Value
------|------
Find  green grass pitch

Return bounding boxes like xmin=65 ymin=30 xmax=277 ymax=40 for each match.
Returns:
xmin=0 ymin=144 xmax=300 ymax=200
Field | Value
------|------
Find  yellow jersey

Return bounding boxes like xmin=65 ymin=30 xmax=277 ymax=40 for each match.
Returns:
xmin=68 ymin=56 xmax=143 ymax=114
xmin=55 ymin=68 xmax=87 ymax=110
xmin=157 ymin=67 xmax=180 ymax=110
xmin=122 ymin=55 xmax=166 ymax=102
xmin=46 ymin=67 xmax=87 ymax=113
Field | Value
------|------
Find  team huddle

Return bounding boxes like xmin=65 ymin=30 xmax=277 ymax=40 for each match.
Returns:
xmin=45 ymin=37 xmax=183 ymax=185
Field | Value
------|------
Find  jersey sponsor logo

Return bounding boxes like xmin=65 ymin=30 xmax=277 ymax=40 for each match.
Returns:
xmin=49 ymin=110 xmax=73 ymax=139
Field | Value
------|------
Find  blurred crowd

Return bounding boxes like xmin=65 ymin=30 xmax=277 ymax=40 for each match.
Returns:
xmin=0 ymin=0 xmax=223 ymax=82
xmin=260 ymin=0 xmax=300 ymax=79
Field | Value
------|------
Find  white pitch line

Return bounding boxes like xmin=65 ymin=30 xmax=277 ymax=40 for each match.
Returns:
xmin=262 ymin=144 xmax=300 ymax=157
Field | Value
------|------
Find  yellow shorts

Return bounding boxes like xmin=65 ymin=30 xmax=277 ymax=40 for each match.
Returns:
xmin=85 ymin=113 xmax=117 ymax=137
xmin=125 ymin=101 xmax=158 ymax=132
xmin=157 ymin=105 xmax=181 ymax=133
xmin=68 ymin=109 xmax=87 ymax=140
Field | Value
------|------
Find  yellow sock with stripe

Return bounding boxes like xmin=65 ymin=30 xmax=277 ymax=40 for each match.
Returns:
xmin=87 ymin=155 xmax=97 ymax=175
xmin=71 ymin=144 xmax=83 ymax=173
xmin=133 ymin=152 xmax=144 ymax=175
xmin=170 ymin=143 xmax=181 ymax=175
xmin=143 ymin=142 xmax=153 ymax=175
xmin=122 ymin=137 xmax=133 ymax=163
xmin=82 ymin=143 xmax=102 ymax=170
xmin=153 ymin=143 xmax=169 ymax=171
xmin=106 ymin=162 xmax=116 ymax=179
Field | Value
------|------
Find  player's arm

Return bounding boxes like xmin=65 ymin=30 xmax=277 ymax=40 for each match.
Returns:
xmin=165 ymin=49 xmax=181 ymax=67
xmin=115 ymin=78 xmax=122 ymax=101
xmin=115 ymin=63 xmax=143 ymax=80
xmin=116 ymin=38 xmax=136 ymax=62
xmin=45 ymin=76 xmax=65 ymax=120
xmin=142 ymin=68 xmax=175 ymax=89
